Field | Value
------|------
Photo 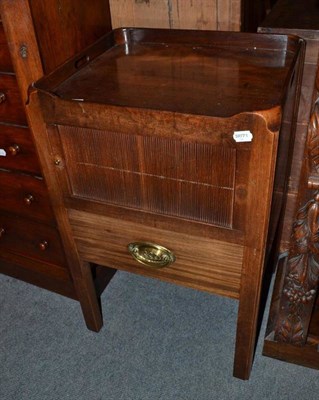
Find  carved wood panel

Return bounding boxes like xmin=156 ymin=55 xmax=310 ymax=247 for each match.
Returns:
xmin=275 ymin=99 xmax=319 ymax=345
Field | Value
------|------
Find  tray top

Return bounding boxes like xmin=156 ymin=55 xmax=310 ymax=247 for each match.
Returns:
xmin=35 ymin=28 xmax=301 ymax=118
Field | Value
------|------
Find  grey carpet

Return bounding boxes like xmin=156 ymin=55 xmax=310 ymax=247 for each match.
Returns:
xmin=0 ymin=271 xmax=318 ymax=400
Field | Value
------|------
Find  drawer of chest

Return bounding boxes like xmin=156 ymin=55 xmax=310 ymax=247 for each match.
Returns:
xmin=0 ymin=124 xmax=41 ymax=174
xmin=0 ymin=23 xmax=13 ymax=72
xmin=69 ymin=209 xmax=244 ymax=299
xmin=0 ymin=73 xmax=26 ymax=125
xmin=0 ymin=212 xmax=66 ymax=266
xmin=0 ymin=170 xmax=55 ymax=223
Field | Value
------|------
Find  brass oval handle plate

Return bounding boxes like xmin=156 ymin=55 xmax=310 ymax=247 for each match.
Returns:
xmin=128 ymin=242 xmax=175 ymax=268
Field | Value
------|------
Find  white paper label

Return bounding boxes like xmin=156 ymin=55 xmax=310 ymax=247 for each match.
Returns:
xmin=233 ymin=130 xmax=253 ymax=143
xmin=0 ymin=149 xmax=6 ymax=156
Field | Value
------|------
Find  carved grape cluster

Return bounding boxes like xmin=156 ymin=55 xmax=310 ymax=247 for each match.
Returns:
xmin=283 ymin=274 xmax=316 ymax=304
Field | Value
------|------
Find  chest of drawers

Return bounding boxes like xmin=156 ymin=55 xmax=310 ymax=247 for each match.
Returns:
xmin=0 ymin=19 xmax=72 ymax=293
xmin=28 ymin=28 xmax=303 ymax=379
xmin=0 ymin=0 xmax=115 ymax=326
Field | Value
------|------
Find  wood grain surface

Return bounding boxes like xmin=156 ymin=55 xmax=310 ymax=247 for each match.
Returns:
xmin=69 ymin=209 xmax=244 ymax=298
xmin=109 ymin=0 xmax=242 ymax=31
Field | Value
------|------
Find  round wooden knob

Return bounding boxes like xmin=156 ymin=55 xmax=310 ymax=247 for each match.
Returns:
xmin=8 ymin=144 xmax=20 ymax=156
xmin=0 ymin=92 xmax=6 ymax=104
xmin=0 ymin=228 xmax=5 ymax=238
xmin=24 ymin=194 xmax=34 ymax=206
xmin=39 ymin=240 xmax=48 ymax=251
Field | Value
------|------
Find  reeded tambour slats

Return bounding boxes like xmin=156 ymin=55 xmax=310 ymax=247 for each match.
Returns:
xmin=59 ymin=126 xmax=236 ymax=228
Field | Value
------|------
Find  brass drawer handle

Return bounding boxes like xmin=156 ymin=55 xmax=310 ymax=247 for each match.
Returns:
xmin=0 ymin=92 xmax=6 ymax=104
xmin=39 ymin=240 xmax=48 ymax=251
xmin=24 ymin=194 xmax=34 ymax=206
xmin=128 ymin=242 xmax=175 ymax=268
xmin=0 ymin=228 xmax=5 ymax=238
xmin=8 ymin=144 xmax=20 ymax=156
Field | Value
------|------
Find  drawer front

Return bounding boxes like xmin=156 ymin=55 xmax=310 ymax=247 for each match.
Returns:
xmin=0 ymin=212 xmax=66 ymax=266
xmin=0 ymin=170 xmax=55 ymax=223
xmin=0 ymin=251 xmax=72 ymax=284
xmin=0 ymin=23 xmax=13 ymax=72
xmin=0 ymin=124 xmax=41 ymax=174
xmin=0 ymin=73 xmax=26 ymax=125
xmin=69 ymin=209 xmax=244 ymax=298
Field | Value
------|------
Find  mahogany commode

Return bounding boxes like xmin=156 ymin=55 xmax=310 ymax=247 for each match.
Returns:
xmin=28 ymin=28 xmax=303 ymax=379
